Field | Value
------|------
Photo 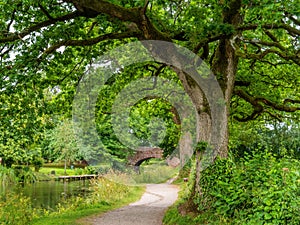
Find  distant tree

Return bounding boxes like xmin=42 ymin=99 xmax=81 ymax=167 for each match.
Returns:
xmin=230 ymin=119 xmax=300 ymax=159
xmin=48 ymin=119 xmax=80 ymax=174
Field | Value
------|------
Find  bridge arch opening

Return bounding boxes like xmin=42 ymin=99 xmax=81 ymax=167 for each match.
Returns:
xmin=134 ymin=157 xmax=160 ymax=167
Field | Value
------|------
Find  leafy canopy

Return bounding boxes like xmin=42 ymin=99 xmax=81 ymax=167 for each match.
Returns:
xmin=0 ymin=0 xmax=299 ymax=164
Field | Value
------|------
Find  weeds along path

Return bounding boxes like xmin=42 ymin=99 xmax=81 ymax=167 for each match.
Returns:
xmin=82 ymin=183 xmax=179 ymax=225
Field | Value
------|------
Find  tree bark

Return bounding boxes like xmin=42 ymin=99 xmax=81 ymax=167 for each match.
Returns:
xmin=179 ymin=0 xmax=243 ymax=211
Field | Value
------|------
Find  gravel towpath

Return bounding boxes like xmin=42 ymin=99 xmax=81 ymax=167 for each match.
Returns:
xmin=81 ymin=183 xmax=179 ymax=225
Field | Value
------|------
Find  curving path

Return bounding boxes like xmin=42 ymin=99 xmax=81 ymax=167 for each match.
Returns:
xmin=81 ymin=183 xmax=178 ymax=225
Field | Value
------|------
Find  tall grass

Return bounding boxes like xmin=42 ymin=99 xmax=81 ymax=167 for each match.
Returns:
xmin=101 ymin=164 xmax=178 ymax=185
xmin=0 ymin=165 xmax=39 ymax=184
xmin=0 ymin=166 xmax=17 ymax=184
xmin=132 ymin=164 xmax=178 ymax=184
xmin=89 ymin=177 xmax=131 ymax=203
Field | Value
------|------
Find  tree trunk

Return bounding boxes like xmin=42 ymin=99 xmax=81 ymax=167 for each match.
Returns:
xmin=180 ymin=0 xmax=243 ymax=211
xmin=64 ymin=158 xmax=67 ymax=175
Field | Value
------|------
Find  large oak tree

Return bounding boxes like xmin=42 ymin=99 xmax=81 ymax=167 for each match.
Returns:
xmin=0 ymin=0 xmax=299 ymax=197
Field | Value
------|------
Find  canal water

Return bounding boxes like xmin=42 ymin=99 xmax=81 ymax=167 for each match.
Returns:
xmin=0 ymin=180 xmax=91 ymax=210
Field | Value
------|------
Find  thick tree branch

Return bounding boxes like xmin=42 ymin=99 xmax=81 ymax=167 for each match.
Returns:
xmin=234 ymin=107 xmax=263 ymax=122
xmin=142 ymin=0 xmax=150 ymax=14
xmin=66 ymin=0 xmax=170 ymax=41
xmin=237 ymin=23 xmax=300 ymax=36
xmin=65 ymin=0 xmax=140 ymax=22
xmin=284 ymin=12 xmax=300 ymax=26
xmin=5 ymin=9 xmax=16 ymax=35
xmin=193 ymin=34 xmax=229 ymax=54
xmin=0 ymin=44 xmax=14 ymax=58
xmin=234 ymin=80 xmax=251 ymax=86
xmin=264 ymin=30 xmax=278 ymax=43
xmin=233 ymin=89 xmax=300 ymax=121
xmin=223 ymin=0 xmax=242 ymax=25
xmin=284 ymin=99 xmax=300 ymax=104
xmin=42 ymin=31 xmax=140 ymax=56
xmin=242 ymin=38 xmax=285 ymax=51
xmin=234 ymin=89 xmax=300 ymax=112
xmin=236 ymin=48 xmax=300 ymax=66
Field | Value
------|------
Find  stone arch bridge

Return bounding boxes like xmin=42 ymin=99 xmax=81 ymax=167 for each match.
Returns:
xmin=128 ymin=147 xmax=179 ymax=167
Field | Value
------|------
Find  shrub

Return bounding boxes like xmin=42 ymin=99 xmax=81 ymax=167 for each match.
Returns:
xmin=0 ymin=166 xmax=38 ymax=184
xmin=84 ymin=166 xmax=96 ymax=175
xmin=32 ymin=157 xmax=44 ymax=172
xmin=194 ymin=152 xmax=300 ymax=224
xmin=13 ymin=166 xmax=37 ymax=183
xmin=0 ymin=192 xmax=37 ymax=225
xmin=74 ymin=168 xmax=84 ymax=175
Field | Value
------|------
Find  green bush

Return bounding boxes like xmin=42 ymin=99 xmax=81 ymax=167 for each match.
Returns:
xmin=13 ymin=166 xmax=37 ymax=183
xmin=84 ymin=166 xmax=96 ymax=174
xmin=0 ymin=192 xmax=37 ymax=225
xmin=194 ymin=152 xmax=300 ymax=224
xmin=74 ymin=168 xmax=84 ymax=175
xmin=32 ymin=157 xmax=44 ymax=172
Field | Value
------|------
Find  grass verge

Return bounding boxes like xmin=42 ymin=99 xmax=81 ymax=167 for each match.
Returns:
xmin=163 ymin=206 xmax=197 ymax=225
xmin=163 ymin=180 xmax=198 ymax=225
xmin=38 ymin=167 xmax=77 ymax=176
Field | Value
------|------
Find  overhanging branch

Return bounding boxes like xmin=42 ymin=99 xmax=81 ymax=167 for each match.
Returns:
xmin=284 ymin=12 xmax=300 ymax=26
xmin=242 ymin=38 xmax=285 ymax=51
xmin=233 ymin=88 xmax=300 ymax=122
xmin=237 ymin=23 xmax=300 ymax=36
xmin=234 ymin=88 xmax=300 ymax=113
xmin=236 ymin=48 xmax=300 ymax=66
xmin=42 ymin=31 xmax=140 ymax=56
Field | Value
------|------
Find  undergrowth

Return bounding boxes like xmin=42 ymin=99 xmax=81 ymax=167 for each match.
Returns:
xmin=164 ymin=151 xmax=300 ymax=225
